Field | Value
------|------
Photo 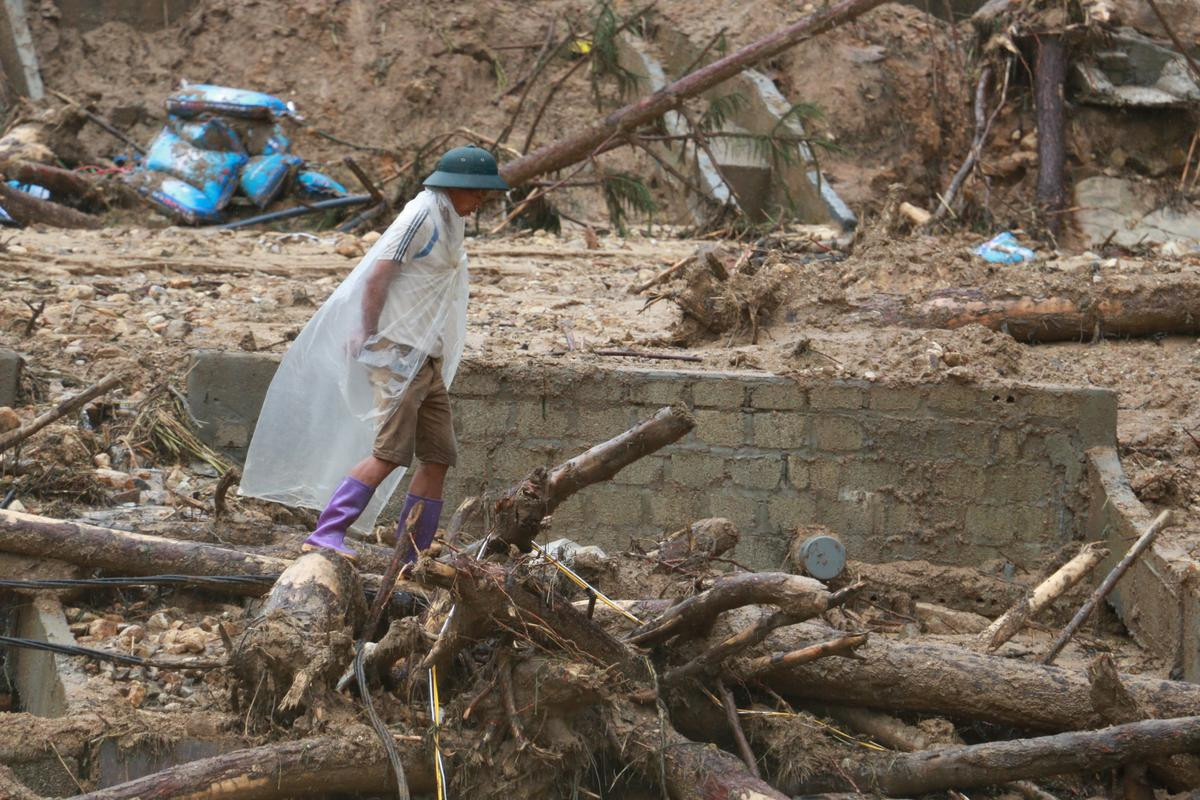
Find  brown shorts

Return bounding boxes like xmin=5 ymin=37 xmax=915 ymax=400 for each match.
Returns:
xmin=368 ymin=356 xmax=457 ymax=467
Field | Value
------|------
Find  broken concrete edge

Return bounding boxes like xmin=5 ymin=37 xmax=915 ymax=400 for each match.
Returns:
xmin=1085 ymin=446 xmax=1200 ymax=681
xmin=0 ymin=348 xmax=24 ymax=408
xmin=9 ymin=592 xmax=89 ymax=717
xmin=187 ymin=348 xmax=1117 ymax=571
xmin=0 ymin=0 xmax=44 ymax=100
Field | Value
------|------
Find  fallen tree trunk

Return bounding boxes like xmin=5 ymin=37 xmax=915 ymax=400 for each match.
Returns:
xmin=0 ymin=180 xmax=102 ymax=229
xmin=487 ymin=405 xmax=694 ymax=553
xmin=978 ymin=541 xmax=1108 ymax=651
xmin=709 ymin=614 xmax=1200 ymax=731
xmin=790 ymin=716 xmax=1200 ymax=796
xmin=1088 ymin=653 xmax=1200 ymax=791
xmin=66 ymin=731 xmax=434 ymax=800
xmin=231 ymin=552 xmax=365 ymax=718
xmin=0 ymin=509 xmax=287 ymax=593
xmin=499 ymin=0 xmax=888 ymax=187
xmin=856 ymin=283 xmax=1200 ymax=342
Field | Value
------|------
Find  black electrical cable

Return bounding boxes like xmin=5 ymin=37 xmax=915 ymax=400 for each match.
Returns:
xmin=0 ymin=634 xmax=224 ymax=670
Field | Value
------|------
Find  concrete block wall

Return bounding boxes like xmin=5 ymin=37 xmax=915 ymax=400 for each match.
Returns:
xmin=1086 ymin=447 xmax=1200 ymax=681
xmin=188 ymin=352 xmax=1116 ymax=570
xmin=448 ymin=363 xmax=1115 ymax=569
xmin=0 ymin=348 xmax=21 ymax=407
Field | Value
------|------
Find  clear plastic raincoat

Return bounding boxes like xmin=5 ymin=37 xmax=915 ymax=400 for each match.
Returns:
xmin=241 ymin=189 xmax=468 ymax=531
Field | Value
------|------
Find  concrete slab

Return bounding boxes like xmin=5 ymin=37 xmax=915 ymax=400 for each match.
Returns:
xmin=0 ymin=348 xmax=21 ymax=407
xmin=10 ymin=594 xmax=88 ymax=717
xmin=185 ymin=350 xmax=280 ymax=459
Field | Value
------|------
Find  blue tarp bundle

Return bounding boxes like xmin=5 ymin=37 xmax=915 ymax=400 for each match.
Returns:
xmin=129 ymin=84 xmax=350 ymax=225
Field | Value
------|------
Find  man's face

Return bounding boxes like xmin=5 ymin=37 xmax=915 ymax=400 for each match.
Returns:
xmin=448 ymin=188 xmax=491 ymax=216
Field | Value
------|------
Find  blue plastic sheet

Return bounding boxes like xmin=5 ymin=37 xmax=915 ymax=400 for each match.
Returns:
xmin=263 ymin=123 xmax=292 ymax=156
xmin=167 ymin=84 xmax=297 ymax=120
xmin=145 ymin=127 xmax=247 ymax=208
xmin=974 ymin=232 xmax=1036 ymax=264
xmin=296 ymin=170 xmax=349 ymax=198
xmin=129 ymin=171 xmax=225 ymax=225
xmin=239 ymin=154 xmax=302 ymax=208
xmin=173 ymin=117 xmax=245 ymax=153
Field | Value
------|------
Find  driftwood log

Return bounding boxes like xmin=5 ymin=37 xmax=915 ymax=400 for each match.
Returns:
xmin=857 ymin=283 xmax=1200 ymax=342
xmin=791 ymin=716 xmax=1200 ymax=795
xmin=0 ymin=509 xmax=287 ymax=591
xmin=712 ymin=614 xmax=1200 ymax=731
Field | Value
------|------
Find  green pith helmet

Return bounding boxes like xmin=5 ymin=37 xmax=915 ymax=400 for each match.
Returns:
xmin=423 ymin=145 xmax=509 ymax=191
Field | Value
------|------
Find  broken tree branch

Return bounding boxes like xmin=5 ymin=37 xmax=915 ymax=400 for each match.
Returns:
xmin=790 ymin=716 xmax=1200 ymax=796
xmin=718 ymin=680 xmax=762 ymax=778
xmin=629 ymin=573 xmax=849 ymax=647
xmin=930 ymin=62 xmax=1006 ymax=223
xmin=739 ymin=632 xmax=868 ymax=679
xmin=1042 ymin=510 xmax=1173 ymax=664
xmin=978 ymin=541 xmax=1108 ymax=651
xmin=0 ymin=372 xmax=124 ymax=454
xmin=487 ymin=405 xmax=694 ymax=554
xmin=500 ymin=0 xmax=890 ymax=187
xmin=1034 ymin=34 xmax=1067 ymax=237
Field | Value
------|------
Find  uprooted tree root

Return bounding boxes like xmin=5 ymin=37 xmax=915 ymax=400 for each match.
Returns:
xmin=661 ymin=247 xmax=796 ymax=346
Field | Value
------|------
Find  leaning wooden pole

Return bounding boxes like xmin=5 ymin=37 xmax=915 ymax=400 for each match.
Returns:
xmin=498 ymin=0 xmax=889 ymax=187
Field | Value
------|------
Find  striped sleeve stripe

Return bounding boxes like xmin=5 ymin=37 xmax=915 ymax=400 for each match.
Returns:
xmin=391 ymin=209 xmax=429 ymax=262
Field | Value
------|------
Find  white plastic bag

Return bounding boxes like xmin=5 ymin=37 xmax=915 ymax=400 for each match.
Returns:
xmin=241 ymin=189 xmax=468 ymax=531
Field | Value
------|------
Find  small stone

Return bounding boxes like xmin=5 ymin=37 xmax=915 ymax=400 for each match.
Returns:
xmin=163 ymin=319 xmax=191 ymax=341
xmin=361 ymin=231 xmax=381 ymax=244
xmin=94 ymin=468 xmax=133 ymax=489
xmin=125 ymin=682 xmax=147 ymax=707
xmin=335 ymin=236 xmax=364 ymax=258
xmin=62 ymin=284 xmax=95 ymax=301
xmin=167 ymin=628 xmax=207 ymax=654
xmin=119 ymin=624 xmax=145 ymax=643
xmin=0 ymin=407 xmax=20 ymax=434
xmin=147 ymin=611 xmax=171 ymax=630
xmin=88 ymin=618 xmax=119 ymax=639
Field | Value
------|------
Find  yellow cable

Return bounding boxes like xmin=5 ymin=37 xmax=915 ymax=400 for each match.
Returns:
xmin=530 ymin=542 xmax=642 ymax=625
xmin=429 ymin=666 xmax=448 ymax=800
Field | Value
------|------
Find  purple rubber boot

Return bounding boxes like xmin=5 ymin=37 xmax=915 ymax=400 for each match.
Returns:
xmin=301 ymin=477 xmax=374 ymax=562
xmin=395 ymin=493 xmax=444 ymax=563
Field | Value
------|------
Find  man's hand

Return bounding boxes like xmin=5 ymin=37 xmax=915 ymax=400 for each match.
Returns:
xmin=345 ymin=328 xmax=369 ymax=359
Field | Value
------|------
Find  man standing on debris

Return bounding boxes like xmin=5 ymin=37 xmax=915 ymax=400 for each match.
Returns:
xmin=241 ymin=146 xmax=509 ymax=562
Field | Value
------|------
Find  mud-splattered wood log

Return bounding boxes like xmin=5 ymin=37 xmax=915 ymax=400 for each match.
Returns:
xmin=231 ymin=551 xmax=366 ymax=717
xmin=1088 ymin=653 xmax=1200 ymax=792
xmin=7 ymin=161 xmax=102 ymax=205
xmin=856 ymin=284 xmax=1200 ymax=342
xmin=978 ymin=541 xmax=1109 ymax=651
xmin=627 ymin=572 xmax=843 ymax=647
xmin=844 ymin=558 xmax=1026 ymax=614
xmin=704 ymin=612 xmax=1200 ymax=731
xmin=789 ymin=715 xmax=1200 ymax=796
xmin=0 ymin=180 xmax=101 ymax=229
xmin=1043 ymin=510 xmax=1173 ymax=664
xmin=0 ymin=509 xmax=288 ymax=592
xmin=607 ymin=700 xmax=789 ymax=800
xmin=499 ymin=0 xmax=889 ymax=187
xmin=487 ymin=405 xmax=694 ymax=554
xmin=0 ymin=372 xmax=125 ymax=454
xmin=65 ymin=730 xmax=433 ymax=800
